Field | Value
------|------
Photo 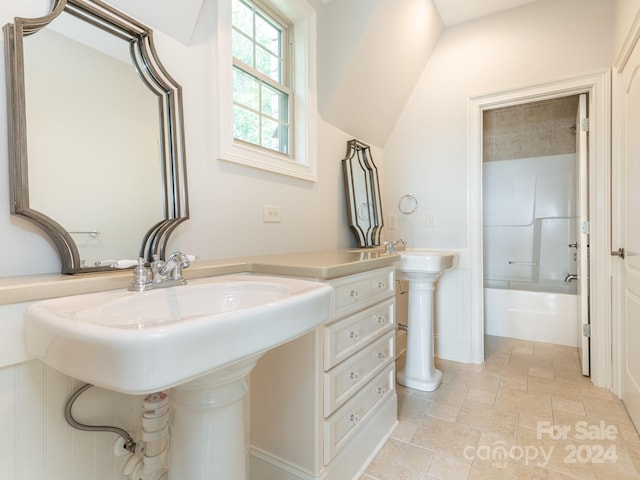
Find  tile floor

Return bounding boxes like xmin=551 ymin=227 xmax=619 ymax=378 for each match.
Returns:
xmin=362 ymin=336 xmax=640 ymax=480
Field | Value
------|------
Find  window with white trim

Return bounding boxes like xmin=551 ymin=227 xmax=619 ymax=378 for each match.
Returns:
xmin=232 ymin=0 xmax=290 ymax=155
xmin=217 ymin=0 xmax=318 ymax=181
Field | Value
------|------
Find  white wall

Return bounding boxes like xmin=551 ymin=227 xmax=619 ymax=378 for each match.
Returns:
xmin=0 ymin=0 xmax=373 ymax=277
xmin=384 ymin=0 xmax=615 ymax=362
xmin=319 ymin=0 xmax=443 ymax=147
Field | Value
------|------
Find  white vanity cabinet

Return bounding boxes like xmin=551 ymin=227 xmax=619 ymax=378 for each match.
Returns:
xmin=249 ymin=266 xmax=398 ymax=480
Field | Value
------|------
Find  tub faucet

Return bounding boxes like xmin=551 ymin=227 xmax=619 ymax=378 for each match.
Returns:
xmin=384 ymin=238 xmax=407 ymax=254
xmin=564 ymin=273 xmax=578 ymax=282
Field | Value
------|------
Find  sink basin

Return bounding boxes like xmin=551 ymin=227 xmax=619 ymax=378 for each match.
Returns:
xmin=396 ymin=248 xmax=458 ymax=276
xmin=25 ymin=274 xmax=333 ymax=394
xmin=395 ymin=249 xmax=458 ymax=392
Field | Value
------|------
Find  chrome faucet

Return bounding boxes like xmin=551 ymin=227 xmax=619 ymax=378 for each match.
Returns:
xmin=564 ymin=273 xmax=578 ymax=282
xmin=128 ymin=252 xmax=192 ymax=291
xmin=384 ymin=238 xmax=407 ymax=254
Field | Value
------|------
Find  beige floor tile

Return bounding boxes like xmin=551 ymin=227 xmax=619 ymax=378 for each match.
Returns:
xmin=548 ymin=472 xmax=583 ymax=479
xmin=365 ymin=437 xmax=433 ymax=480
xmin=398 ymin=390 xmax=432 ymax=424
xmin=468 ymin=460 xmax=549 ymax=479
xmin=625 ymin=440 xmax=640 ymax=473
xmin=500 ymin=373 xmax=529 ymax=392
xmin=528 ymin=375 xmax=583 ymax=401
xmin=552 ymin=395 xmax=586 ymax=416
xmin=529 ymin=366 xmax=555 ymax=380
xmin=495 ymin=385 xmax=553 ymax=418
xmin=391 ymin=420 xmax=419 ymax=442
xmin=366 ymin=337 xmax=640 ymax=480
xmin=590 ymin=449 xmax=640 ymax=479
xmin=519 ymin=411 xmax=555 ymax=432
xmin=452 ymin=370 xmax=501 ymax=393
xmin=621 ymin=423 xmax=640 ymax=443
xmin=428 ymin=400 xmax=460 ymax=422
xmin=517 ymin=424 xmax=595 ymax=479
xmin=466 ymin=386 xmax=497 ymax=405
xmin=582 ymin=395 xmax=634 ymax=426
xmin=579 ymin=383 xmax=618 ymax=401
xmin=429 ymin=381 xmax=469 ymax=409
xmin=533 ymin=341 xmax=557 ymax=358
xmin=411 ymin=415 xmax=481 ymax=460
xmin=427 ymin=454 xmax=471 ymax=479
xmin=457 ymin=398 xmax=518 ymax=437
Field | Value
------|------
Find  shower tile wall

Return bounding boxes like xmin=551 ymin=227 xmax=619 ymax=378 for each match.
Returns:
xmin=483 ymin=96 xmax=579 ymax=162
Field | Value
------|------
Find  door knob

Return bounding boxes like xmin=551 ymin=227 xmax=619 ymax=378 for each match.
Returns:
xmin=611 ymin=247 xmax=625 ymax=259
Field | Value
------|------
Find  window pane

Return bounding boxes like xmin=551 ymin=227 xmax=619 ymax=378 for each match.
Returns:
xmin=233 ymin=68 xmax=259 ymax=110
xmin=232 ymin=32 xmax=254 ymax=68
xmin=232 ymin=0 xmax=253 ymax=37
xmin=255 ymin=14 xmax=281 ymax=56
xmin=234 ymin=105 xmax=259 ymax=144
xmin=256 ymin=46 xmax=281 ymax=82
xmin=261 ymin=118 xmax=289 ymax=154
xmin=261 ymin=116 xmax=279 ymax=149
xmin=261 ymin=83 xmax=288 ymax=121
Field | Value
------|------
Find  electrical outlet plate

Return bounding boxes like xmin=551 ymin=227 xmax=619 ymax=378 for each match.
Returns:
xmin=264 ymin=205 xmax=281 ymax=223
xmin=426 ymin=210 xmax=436 ymax=227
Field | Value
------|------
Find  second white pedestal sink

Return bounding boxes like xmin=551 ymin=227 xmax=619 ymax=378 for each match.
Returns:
xmin=25 ymin=274 xmax=332 ymax=480
xmin=395 ymin=249 xmax=458 ymax=392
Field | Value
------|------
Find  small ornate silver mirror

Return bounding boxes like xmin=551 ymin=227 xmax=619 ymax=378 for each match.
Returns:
xmin=342 ymin=139 xmax=384 ymax=247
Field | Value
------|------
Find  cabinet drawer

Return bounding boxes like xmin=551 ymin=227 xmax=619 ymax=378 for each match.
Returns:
xmin=323 ymin=331 xmax=394 ymax=416
xmin=323 ymin=364 xmax=395 ymax=465
xmin=324 ymin=299 xmax=394 ymax=370
xmin=329 ymin=267 xmax=394 ymax=319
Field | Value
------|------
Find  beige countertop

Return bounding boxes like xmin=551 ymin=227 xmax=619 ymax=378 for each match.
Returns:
xmin=0 ymin=248 xmax=398 ymax=305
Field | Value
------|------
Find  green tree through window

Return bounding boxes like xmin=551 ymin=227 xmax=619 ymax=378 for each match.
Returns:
xmin=232 ymin=0 xmax=291 ymax=155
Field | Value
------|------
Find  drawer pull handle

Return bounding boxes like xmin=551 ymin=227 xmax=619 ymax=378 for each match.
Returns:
xmin=377 ymin=387 xmax=387 ymax=396
xmin=348 ymin=330 xmax=360 ymax=340
xmin=350 ymin=290 xmax=359 ymax=297
xmin=377 ymin=281 xmax=386 ymax=288
xmin=349 ymin=414 xmax=360 ymax=424
xmin=376 ymin=352 xmax=386 ymax=360
xmin=349 ymin=372 xmax=360 ymax=381
xmin=374 ymin=315 xmax=386 ymax=324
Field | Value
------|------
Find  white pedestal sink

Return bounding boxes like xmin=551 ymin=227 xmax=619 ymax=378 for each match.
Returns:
xmin=395 ymin=249 xmax=457 ymax=391
xmin=25 ymin=274 xmax=332 ymax=479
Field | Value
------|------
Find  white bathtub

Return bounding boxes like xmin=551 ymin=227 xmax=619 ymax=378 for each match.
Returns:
xmin=484 ymin=284 xmax=579 ymax=347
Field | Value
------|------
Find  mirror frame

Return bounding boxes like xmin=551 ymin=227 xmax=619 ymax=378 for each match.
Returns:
xmin=3 ymin=0 xmax=189 ymax=273
xmin=342 ymin=139 xmax=384 ymax=247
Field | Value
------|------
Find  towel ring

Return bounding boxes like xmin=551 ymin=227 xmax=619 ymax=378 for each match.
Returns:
xmin=398 ymin=194 xmax=418 ymax=214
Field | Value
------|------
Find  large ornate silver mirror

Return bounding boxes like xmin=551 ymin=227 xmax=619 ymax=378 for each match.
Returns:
xmin=4 ymin=0 xmax=188 ymax=273
xmin=342 ymin=139 xmax=383 ymax=247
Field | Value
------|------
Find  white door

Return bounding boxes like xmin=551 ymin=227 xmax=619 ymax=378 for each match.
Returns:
xmin=619 ymin=42 xmax=640 ymax=429
xmin=576 ymin=94 xmax=590 ymax=376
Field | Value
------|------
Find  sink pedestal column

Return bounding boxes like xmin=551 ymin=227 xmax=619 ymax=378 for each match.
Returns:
xmin=397 ymin=274 xmax=442 ymax=392
xmin=169 ymin=354 xmax=262 ymax=480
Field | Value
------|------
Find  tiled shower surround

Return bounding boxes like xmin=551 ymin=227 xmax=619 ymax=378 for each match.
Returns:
xmin=483 ymin=96 xmax=580 ymax=163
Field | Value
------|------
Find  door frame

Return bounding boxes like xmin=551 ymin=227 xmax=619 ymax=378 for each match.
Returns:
xmin=467 ymin=70 xmax=612 ymax=389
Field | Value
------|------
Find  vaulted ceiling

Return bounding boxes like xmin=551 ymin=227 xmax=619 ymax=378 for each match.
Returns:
xmin=318 ymin=0 xmax=543 ymax=147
